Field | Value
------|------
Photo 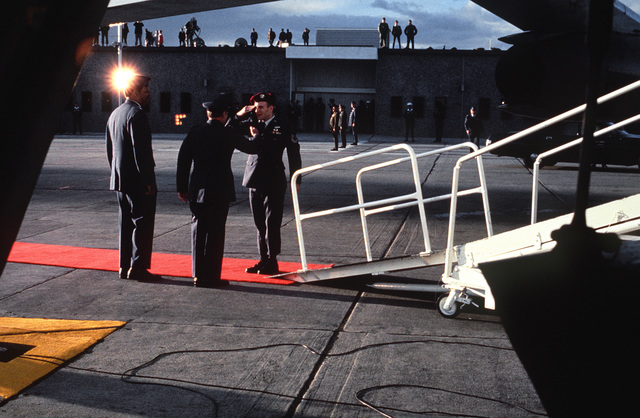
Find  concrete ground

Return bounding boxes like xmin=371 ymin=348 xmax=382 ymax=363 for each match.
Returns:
xmin=1 ymin=130 xmax=637 ymax=416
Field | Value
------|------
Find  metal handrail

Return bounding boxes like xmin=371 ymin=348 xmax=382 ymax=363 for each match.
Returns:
xmin=442 ymin=79 xmax=640 ymax=278
xmin=531 ymin=113 xmax=640 ymax=223
xmin=290 ymin=142 xmax=487 ymax=270
xmin=355 ymin=142 xmax=489 ymax=261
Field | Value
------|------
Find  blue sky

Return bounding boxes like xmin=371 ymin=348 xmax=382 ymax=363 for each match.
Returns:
xmin=134 ymin=0 xmax=515 ymax=50
xmin=130 ymin=0 xmax=640 ymax=50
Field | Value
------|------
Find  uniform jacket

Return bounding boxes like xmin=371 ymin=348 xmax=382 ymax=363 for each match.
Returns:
xmin=242 ymin=116 xmax=301 ymax=193
xmin=329 ymin=111 xmax=338 ymax=131
xmin=404 ymin=24 xmax=418 ymax=38
xmin=464 ymin=113 xmax=484 ymax=135
xmin=106 ymin=99 xmax=156 ymax=194
xmin=349 ymin=107 xmax=357 ymax=126
xmin=338 ymin=110 xmax=346 ymax=129
xmin=392 ymin=25 xmax=402 ymax=38
xmin=177 ymin=119 xmax=260 ymax=204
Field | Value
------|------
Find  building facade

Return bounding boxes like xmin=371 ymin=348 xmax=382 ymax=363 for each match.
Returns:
xmin=65 ymin=44 xmax=524 ymax=139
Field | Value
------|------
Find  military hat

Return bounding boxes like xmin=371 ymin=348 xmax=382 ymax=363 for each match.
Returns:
xmin=250 ymin=92 xmax=275 ymax=105
xmin=202 ymin=94 xmax=231 ymax=112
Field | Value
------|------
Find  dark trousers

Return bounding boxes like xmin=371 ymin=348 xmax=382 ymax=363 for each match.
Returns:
xmin=405 ymin=119 xmax=415 ymax=141
xmin=435 ymin=121 xmax=443 ymax=142
xmin=332 ymin=130 xmax=339 ymax=148
xmin=392 ymin=35 xmax=401 ymax=48
xmin=351 ymin=125 xmax=358 ymax=144
xmin=117 ymin=191 xmax=156 ymax=272
xmin=249 ymin=186 xmax=285 ymax=261
xmin=340 ymin=128 xmax=347 ymax=147
xmin=190 ymin=201 xmax=229 ymax=281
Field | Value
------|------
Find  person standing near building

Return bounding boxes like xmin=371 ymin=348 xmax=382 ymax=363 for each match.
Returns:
xmin=464 ymin=106 xmax=483 ymax=145
xmin=106 ymin=74 xmax=159 ymax=282
xmin=122 ymin=22 xmax=129 ymax=45
xmin=178 ymin=27 xmax=186 ymax=46
xmin=72 ymin=102 xmax=82 ymax=135
xmin=268 ymin=28 xmax=276 ymax=47
xmin=404 ymin=19 xmax=418 ymax=49
xmin=378 ymin=17 xmax=390 ymax=48
xmin=349 ymin=101 xmax=358 ymax=145
xmin=302 ymin=28 xmax=310 ymax=45
xmin=338 ymin=104 xmax=347 ymax=148
xmin=250 ymin=28 xmax=258 ymax=47
xmin=177 ymin=96 xmax=261 ymax=288
xmin=134 ymin=21 xmax=144 ymax=46
xmin=237 ymin=93 xmax=302 ymax=276
xmin=391 ymin=20 xmax=402 ymax=49
xmin=157 ymin=30 xmax=164 ymax=47
xmin=404 ymin=101 xmax=415 ymax=142
xmin=100 ymin=25 xmax=110 ymax=46
xmin=329 ymin=105 xmax=339 ymax=151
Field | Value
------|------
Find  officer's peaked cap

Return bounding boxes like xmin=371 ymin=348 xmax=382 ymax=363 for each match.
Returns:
xmin=203 ymin=94 xmax=231 ymax=112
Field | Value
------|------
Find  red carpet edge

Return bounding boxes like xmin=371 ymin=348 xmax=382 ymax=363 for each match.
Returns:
xmin=8 ymin=242 xmax=330 ymax=285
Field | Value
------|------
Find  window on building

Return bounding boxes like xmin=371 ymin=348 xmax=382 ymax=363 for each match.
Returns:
xmin=101 ymin=91 xmax=112 ymax=112
xmin=180 ymin=92 xmax=192 ymax=114
xmin=478 ymin=97 xmax=491 ymax=119
xmin=390 ymin=96 xmax=403 ymax=118
xmin=81 ymin=91 xmax=92 ymax=112
xmin=160 ymin=92 xmax=171 ymax=113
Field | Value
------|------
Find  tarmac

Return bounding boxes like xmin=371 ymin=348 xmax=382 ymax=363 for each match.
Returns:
xmin=3 ymin=130 xmax=637 ymax=416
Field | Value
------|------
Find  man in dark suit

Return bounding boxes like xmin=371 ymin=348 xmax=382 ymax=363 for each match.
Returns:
xmin=176 ymin=96 xmax=260 ymax=288
xmin=378 ymin=17 xmax=390 ymax=48
xmin=404 ymin=19 xmax=418 ymax=49
xmin=106 ymin=74 xmax=159 ymax=281
xmin=237 ymin=92 xmax=302 ymax=275
xmin=464 ymin=106 xmax=484 ymax=145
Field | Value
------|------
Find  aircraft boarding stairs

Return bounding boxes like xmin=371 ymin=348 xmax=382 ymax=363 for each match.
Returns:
xmin=277 ymin=80 xmax=640 ymax=317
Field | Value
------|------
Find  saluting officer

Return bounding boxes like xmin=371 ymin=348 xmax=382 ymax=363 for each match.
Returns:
xmin=236 ymin=92 xmax=302 ymax=275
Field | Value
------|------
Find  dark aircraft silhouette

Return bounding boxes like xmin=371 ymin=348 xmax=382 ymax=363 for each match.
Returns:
xmin=473 ymin=0 xmax=640 ymax=120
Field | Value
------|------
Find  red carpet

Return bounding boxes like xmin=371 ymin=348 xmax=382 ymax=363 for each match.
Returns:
xmin=7 ymin=242 xmax=330 ymax=285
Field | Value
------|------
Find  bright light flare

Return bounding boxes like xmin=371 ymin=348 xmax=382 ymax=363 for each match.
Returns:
xmin=112 ymin=67 xmax=137 ymax=91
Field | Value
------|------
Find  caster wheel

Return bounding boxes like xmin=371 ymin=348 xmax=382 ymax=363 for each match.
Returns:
xmin=437 ymin=293 xmax=460 ymax=318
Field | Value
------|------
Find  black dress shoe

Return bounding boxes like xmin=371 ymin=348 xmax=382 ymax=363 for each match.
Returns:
xmin=127 ymin=268 xmax=162 ymax=282
xmin=257 ymin=259 xmax=279 ymax=275
xmin=245 ymin=260 xmax=266 ymax=274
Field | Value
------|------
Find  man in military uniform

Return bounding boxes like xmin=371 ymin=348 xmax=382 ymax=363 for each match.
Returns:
xmin=237 ymin=92 xmax=302 ymax=275
xmin=177 ymin=95 xmax=261 ymax=288
xmin=106 ymin=74 xmax=158 ymax=281
xmin=329 ymin=104 xmax=339 ymax=151
xmin=338 ymin=104 xmax=347 ymax=148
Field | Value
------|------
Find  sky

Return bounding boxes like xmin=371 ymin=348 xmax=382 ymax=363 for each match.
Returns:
xmin=123 ymin=0 xmax=640 ymax=50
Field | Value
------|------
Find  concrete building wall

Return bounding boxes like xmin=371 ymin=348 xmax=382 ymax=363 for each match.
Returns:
xmin=65 ymin=46 xmax=526 ymax=139
xmin=375 ymin=48 xmax=516 ymax=140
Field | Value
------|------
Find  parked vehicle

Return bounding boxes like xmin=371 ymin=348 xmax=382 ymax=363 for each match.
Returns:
xmin=488 ymin=122 xmax=640 ymax=169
